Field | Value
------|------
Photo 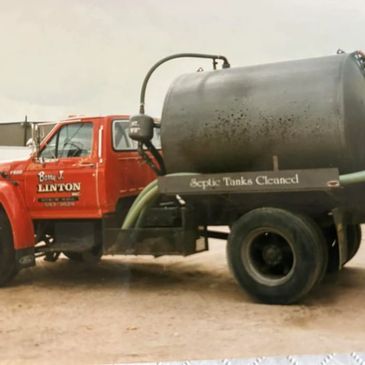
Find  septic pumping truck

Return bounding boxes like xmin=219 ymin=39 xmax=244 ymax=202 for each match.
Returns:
xmin=1 ymin=51 xmax=365 ymax=304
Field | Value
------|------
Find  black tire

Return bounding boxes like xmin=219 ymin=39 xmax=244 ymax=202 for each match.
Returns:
xmin=309 ymin=216 xmax=329 ymax=286
xmin=0 ymin=211 xmax=17 ymax=285
xmin=227 ymin=207 xmax=327 ymax=304
xmin=325 ymin=224 xmax=362 ymax=272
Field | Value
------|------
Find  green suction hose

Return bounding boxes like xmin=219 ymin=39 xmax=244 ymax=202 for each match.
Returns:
xmin=129 ymin=179 xmax=158 ymax=212
xmin=121 ymin=183 xmax=159 ymax=229
xmin=121 ymin=173 xmax=199 ymax=229
xmin=339 ymin=170 xmax=365 ymax=185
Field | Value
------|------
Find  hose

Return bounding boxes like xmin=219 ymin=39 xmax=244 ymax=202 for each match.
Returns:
xmin=121 ymin=173 xmax=198 ymax=229
xmin=130 ymin=179 xmax=158 ymax=210
xmin=135 ymin=196 xmax=159 ymax=228
xmin=339 ymin=170 xmax=365 ymax=185
xmin=121 ymin=184 xmax=159 ymax=229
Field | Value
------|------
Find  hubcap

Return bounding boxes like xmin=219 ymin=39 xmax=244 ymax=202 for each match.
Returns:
xmin=241 ymin=228 xmax=296 ymax=286
xmin=262 ymin=244 xmax=284 ymax=266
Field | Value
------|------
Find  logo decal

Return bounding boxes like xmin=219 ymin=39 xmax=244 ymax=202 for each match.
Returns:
xmin=38 ymin=170 xmax=64 ymax=182
xmin=37 ymin=182 xmax=81 ymax=193
xmin=36 ymin=170 xmax=81 ymax=195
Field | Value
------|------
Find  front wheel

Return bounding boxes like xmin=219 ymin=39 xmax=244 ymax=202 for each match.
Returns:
xmin=0 ymin=211 xmax=18 ymax=285
xmin=227 ymin=207 xmax=327 ymax=304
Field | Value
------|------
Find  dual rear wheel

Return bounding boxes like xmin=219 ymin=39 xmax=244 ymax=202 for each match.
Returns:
xmin=227 ymin=208 xmax=337 ymax=304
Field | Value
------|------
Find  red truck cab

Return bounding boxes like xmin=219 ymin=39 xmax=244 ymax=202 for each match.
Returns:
xmin=0 ymin=115 xmax=157 ymax=281
xmin=24 ymin=115 xmax=156 ymax=219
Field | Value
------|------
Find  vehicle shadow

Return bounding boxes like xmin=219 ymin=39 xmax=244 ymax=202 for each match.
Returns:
xmin=11 ymin=255 xmax=246 ymax=302
xmin=306 ymin=265 xmax=365 ymax=305
xmin=10 ymin=255 xmax=365 ymax=306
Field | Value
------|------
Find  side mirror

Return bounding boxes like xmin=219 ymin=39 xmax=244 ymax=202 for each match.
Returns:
xmin=128 ymin=114 xmax=154 ymax=143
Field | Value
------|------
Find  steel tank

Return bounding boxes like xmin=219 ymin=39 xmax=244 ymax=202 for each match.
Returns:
xmin=160 ymin=53 xmax=365 ymax=174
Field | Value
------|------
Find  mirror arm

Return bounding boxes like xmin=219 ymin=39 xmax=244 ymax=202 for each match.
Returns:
xmin=31 ymin=123 xmax=41 ymax=158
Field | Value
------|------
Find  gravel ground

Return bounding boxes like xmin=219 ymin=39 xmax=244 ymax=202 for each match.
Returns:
xmin=0 ymin=236 xmax=364 ymax=364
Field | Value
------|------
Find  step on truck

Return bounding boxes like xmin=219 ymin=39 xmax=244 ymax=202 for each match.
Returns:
xmin=1 ymin=50 xmax=365 ymax=304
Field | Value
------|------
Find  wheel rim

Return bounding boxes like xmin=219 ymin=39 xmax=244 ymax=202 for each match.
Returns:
xmin=241 ymin=227 xmax=296 ymax=286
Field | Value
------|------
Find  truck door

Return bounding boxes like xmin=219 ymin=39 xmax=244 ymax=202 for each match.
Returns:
xmin=110 ymin=119 xmax=158 ymax=199
xmin=24 ymin=121 xmax=101 ymax=219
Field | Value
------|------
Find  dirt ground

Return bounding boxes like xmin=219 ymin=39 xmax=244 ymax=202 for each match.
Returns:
xmin=1 ymin=233 xmax=365 ymax=365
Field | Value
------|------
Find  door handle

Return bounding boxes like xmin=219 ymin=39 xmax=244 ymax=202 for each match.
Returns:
xmin=74 ymin=162 xmax=96 ymax=168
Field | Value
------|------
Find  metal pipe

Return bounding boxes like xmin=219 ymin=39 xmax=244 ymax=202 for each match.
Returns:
xmin=139 ymin=53 xmax=230 ymax=114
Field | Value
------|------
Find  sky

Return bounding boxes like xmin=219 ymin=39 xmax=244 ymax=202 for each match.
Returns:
xmin=0 ymin=0 xmax=364 ymax=122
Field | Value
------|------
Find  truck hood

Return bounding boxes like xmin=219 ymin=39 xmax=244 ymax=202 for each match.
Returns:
xmin=0 ymin=146 xmax=32 ymax=176
xmin=0 ymin=158 xmax=30 ymax=177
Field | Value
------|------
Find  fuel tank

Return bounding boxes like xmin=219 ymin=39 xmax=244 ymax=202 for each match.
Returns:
xmin=160 ymin=52 xmax=365 ymax=174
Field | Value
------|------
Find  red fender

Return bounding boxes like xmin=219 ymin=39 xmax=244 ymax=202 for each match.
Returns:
xmin=0 ymin=180 xmax=34 ymax=250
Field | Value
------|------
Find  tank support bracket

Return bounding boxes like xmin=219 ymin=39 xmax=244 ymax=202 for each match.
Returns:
xmin=332 ymin=208 xmax=349 ymax=268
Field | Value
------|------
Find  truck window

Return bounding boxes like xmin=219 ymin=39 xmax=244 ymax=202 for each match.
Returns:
xmin=112 ymin=119 xmax=161 ymax=151
xmin=40 ymin=122 xmax=93 ymax=159
xmin=39 ymin=133 xmax=57 ymax=159
xmin=112 ymin=120 xmax=137 ymax=150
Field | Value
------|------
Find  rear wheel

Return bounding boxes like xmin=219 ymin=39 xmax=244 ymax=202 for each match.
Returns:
xmin=227 ymin=207 xmax=327 ymax=304
xmin=0 ymin=211 xmax=17 ymax=285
